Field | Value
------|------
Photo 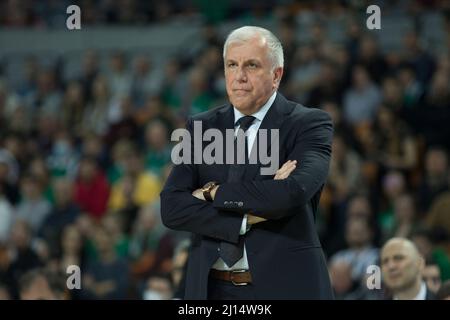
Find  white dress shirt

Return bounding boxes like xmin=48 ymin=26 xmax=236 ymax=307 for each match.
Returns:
xmin=393 ymin=282 xmax=427 ymax=300
xmin=212 ymin=91 xmax=277 ymax=271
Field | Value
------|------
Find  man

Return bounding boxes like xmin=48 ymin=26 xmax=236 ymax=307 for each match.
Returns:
xmin=161 ymin=26 xmax=334 ymax=299
xmin=422 ymin=258 xmax=442 ymax=294
xmin=381 ymin=237 xmax=435 ymax=300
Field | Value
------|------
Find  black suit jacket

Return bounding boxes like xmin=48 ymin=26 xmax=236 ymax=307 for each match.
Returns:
xmin=161 ymin=93 xmax=334 ymax=299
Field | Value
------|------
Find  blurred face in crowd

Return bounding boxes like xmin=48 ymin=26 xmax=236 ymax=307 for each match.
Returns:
xmin=143 ymin=277 xmax=172 ymax=300
xmin=62 ymin=225 xmax=83 ymax=255
xmin=145 ymin=121 xmax=168 ymax=150
xmin=224 ymin=35 xmax=283 ymax=115
xmin=20 ymin=275 xmax=56 ymax=300
xmin=345 ymin=218 xmax=372 ymax=249
xmin=425 ymin=148 xmax=448 ymax=178
xmin=347 ymin=196 xmax=372 ymax=220
xmin=393 ymin=194 xmax=415 ymax=224
xmin=352 ymin=66 xmax=370 ymax=90
xmin=78 ymin=159 xmax=97 ymax=182
xmin=422 ymin=264 xmax=441 ymax=293
xmin=53 ymin=178 xmax=73 ymax=207
xmin=383 ymin=171 xmax=406 ymax=200
xmin=381 ymin=238 xmax=424 ymax=294
xmin=329 ymin=260 xmax=353 ymax=295
xmin=11 ymin=220 xmax=31 ymax=249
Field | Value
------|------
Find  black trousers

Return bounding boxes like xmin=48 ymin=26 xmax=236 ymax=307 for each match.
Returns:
xmin=207 ymin=275 xmax=256 ymax=300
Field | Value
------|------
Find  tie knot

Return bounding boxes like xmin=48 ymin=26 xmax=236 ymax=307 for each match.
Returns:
xmin=236 ymin=116 xmax=256 ymax=132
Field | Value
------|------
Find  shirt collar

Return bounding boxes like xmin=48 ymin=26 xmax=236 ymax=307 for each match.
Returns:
xmin=414 ymin=282 xmax=427 ymax=300
xmin=233 ymin=91 xmax=277 ymax=126
xmin=393 ymin=281 xmax=427 ymax=300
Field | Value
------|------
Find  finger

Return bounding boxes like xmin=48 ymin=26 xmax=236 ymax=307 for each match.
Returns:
xmin=276 ymin=162 xmax=296 ymax=180
xmin=276 ymin=160 xmax=293 ymax=176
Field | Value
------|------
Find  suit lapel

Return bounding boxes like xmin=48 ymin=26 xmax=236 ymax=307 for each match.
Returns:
xmin=245 ymin=93 xmax=294 ymax=180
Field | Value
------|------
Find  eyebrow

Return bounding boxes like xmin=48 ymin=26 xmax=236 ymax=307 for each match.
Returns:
xmin=225 ymin=59 xmax=262 ymax=65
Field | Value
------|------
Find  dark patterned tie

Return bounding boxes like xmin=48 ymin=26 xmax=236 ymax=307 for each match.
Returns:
xmin=219 ymin=115 xmax=256 ymax=267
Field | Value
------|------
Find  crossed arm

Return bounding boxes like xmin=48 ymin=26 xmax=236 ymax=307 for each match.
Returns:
xmin=191 ymin=160 xmax=297 ymax=225
xmin=160 ymin=110 xmax=332 ymax=243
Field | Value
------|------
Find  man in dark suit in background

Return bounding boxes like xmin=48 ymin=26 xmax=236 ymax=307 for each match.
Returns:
xmin=161 ymin=26 xmax=334 ymax=299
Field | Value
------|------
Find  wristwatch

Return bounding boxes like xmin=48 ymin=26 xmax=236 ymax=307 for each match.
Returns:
xmin=202 ymin=181 xmax=217 ymax=202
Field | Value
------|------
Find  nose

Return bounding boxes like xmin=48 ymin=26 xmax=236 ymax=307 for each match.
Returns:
xmin=236 ymin=67 xmax=247 ymax=82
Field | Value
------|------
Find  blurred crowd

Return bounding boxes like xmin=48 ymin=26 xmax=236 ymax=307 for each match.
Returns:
xmin=1 ymin=0 xmax=450 ymax=300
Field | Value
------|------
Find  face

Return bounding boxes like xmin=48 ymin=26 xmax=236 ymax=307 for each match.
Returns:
xmin=224 ymin=36 xmax=283 ymax=114
xmin=381 ymin=241 xmax=423 ymax=292
xmin=422 ymin=265 xmax=441 ymax=293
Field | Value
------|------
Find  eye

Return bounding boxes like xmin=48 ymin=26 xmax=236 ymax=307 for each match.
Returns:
xmin=227 ymin=62 xmax=237 ymax=68
xmin=248 ymin=62 xmax=258 ymax=68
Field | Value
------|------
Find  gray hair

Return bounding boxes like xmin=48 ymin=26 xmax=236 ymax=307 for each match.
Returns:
xmin=223 ymin=26 xmax=284 ymax=70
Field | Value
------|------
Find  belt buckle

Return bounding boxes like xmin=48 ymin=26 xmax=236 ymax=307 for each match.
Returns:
xmin=230 ymin=269 xmax=248 ymax=286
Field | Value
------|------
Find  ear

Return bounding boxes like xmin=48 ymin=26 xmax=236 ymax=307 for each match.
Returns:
xmin=273 ymin=67 xmax=284 ymax=87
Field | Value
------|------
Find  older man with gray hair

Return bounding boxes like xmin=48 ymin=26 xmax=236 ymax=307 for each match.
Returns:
xmin=161 ymin=26 xmax=334 ymax=299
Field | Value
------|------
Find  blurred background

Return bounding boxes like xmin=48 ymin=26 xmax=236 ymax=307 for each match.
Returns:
xmin=0 ymin=0 xmax=449 ymax=300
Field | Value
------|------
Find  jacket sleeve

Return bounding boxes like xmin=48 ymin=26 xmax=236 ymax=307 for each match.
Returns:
xmin=160 ymin=117 xmax=243 ymax=244
xmin=212 ymin=110 xmax=333 ymax=220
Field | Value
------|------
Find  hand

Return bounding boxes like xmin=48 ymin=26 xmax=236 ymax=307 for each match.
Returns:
xmin=192 ymin=188 xmax=205 ymax=201
xmin=274 ymin=160 xmax=297 ymax=180
xmin=247 ymin=160 xmax=297 ymax=226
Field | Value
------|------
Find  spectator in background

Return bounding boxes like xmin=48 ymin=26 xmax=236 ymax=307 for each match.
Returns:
xmin=171 ymin=239 xmax=190 ymax=299
xmin=410 ymin=228 xmax=450 ymax=281
xmin=0 ymin=283 xmax=11 ymax=300
xmin=18 ymin=268 xmax=57 ymax=300
xmin=381 ymin=77 xmax=404 ymax=114
xmin=383 ymin=193 xmax=417 ymax=242
xmin=426 ymin=70 xmax=450 ymax=109
xmin=436 ymin=280 xmax=450 ymax=300
xmin=330 ymin=217 xmax=379 ymax=283
xmin=3 ymin=220 xmax=42 ymax=298
xmin=422 ymin=258 xmax=442 ymax=294
xmin=343 ymin=65 xmax=382 ymax=125
xmin=402 ymin=31 xmax=436 ymax=88
xmin=143 ymin=119 xmax=172 ymax=177
xmin=397 ymin=64 xmax=424 ymax=109
xmin=378 ymin=170 xmax=407 ymax=233
xmin=129 ymin=203 xmax=173 ymax=281
xmin=77 ymin=50 xmax=100 ymax=103
xmin=81 ymin=225 xmax=129 ymax=300
xmin=355 ymin=36 xmax=387 ymax=84
xmin=381 ymin=237 xmax=434 ymax=300
xmin=328 ymin=133 xmax=364 ymax=202
xmin=107 ymin=51 xmax=132 ymax=102
xmin=131 ymin=55 xmax=162 ymax=108
xmin=61 ymin=81 xmax=86 ymax=137
xmin=58 ymin=224 xmax=86 ymax=285
xmin=108 ymin=148 xmax=160 ymax=212
xmin=38 ymin=178 xmax=80 ymax=258
xmin=74 ymin=156 xmax=110 ymax=220
xmin=26 ymin=68 xmax=62 ymax=117
xmin=15 ymin=175 xmax=52 ymax=233
xmin=417 ymin=147 xmax=449 ymax=215
xmin=46 ymin=130 xmax=79 ymax=178
xmin=142 ymin=274 xmax=173 ymax=300
xmin=374 ymin=106 xmax=418 ymax=172
xmin=82 ymin=75 xmax=114 ymax=136
xmin=0 ymin=182 xmax=13 ymax=242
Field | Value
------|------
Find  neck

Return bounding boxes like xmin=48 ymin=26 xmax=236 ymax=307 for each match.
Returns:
xmin=395 ymin=278 xmax=422 ymax=300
